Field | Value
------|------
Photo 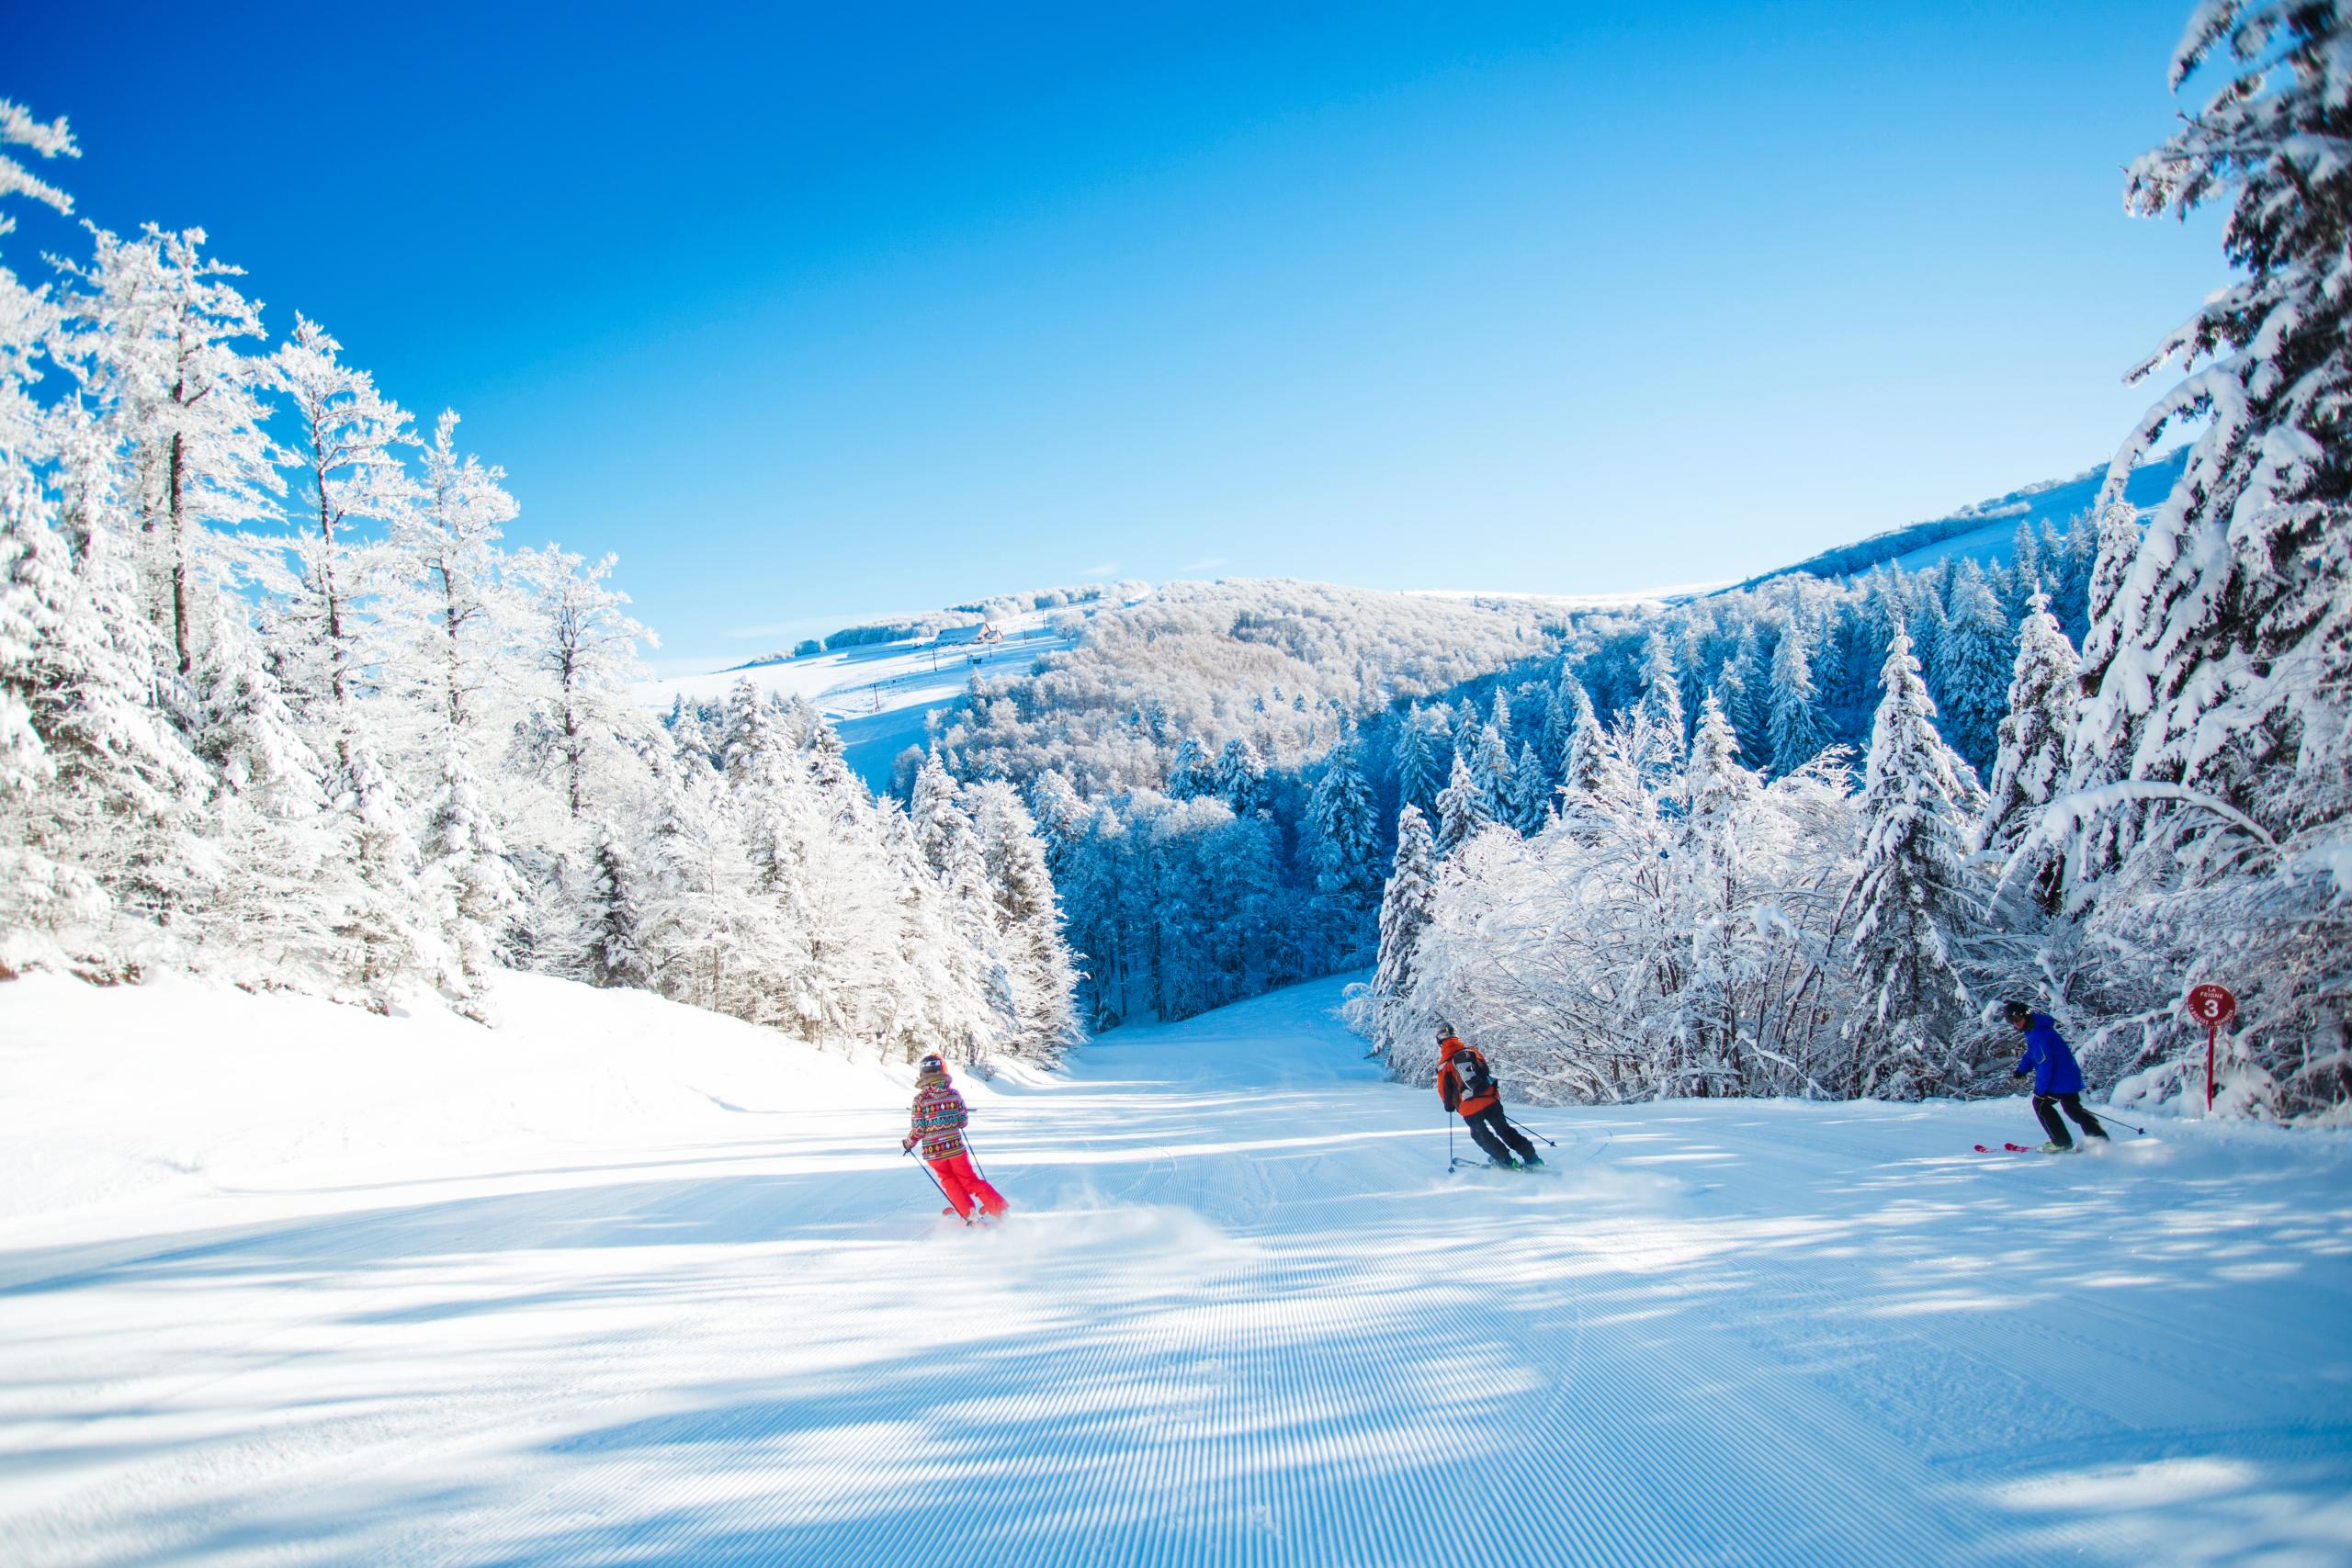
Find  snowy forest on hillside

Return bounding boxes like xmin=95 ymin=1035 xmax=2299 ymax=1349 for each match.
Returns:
xmin=854 ymin=6 xmax=2339 ymax=1120
xmin=4 ymin=2 xmax=2346 ymax=1121
xmin=0 ymin=102 xmax=1079 ymax=1065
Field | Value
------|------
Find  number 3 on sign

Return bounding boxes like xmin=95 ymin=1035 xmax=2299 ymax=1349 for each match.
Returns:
xmin=2187 ymin=984 xmax=2236 ymax=1113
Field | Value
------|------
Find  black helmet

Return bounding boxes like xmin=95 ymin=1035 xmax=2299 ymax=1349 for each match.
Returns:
xmin=2003 ymin=1002 xmax=2032 ymax=1026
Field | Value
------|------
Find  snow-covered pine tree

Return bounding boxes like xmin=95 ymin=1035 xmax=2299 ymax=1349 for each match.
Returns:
xmin=423 ymin=739 xmax=526 ymax=1004
xmin=966 ymin=779 xmax=1080 ymax=1059
xmin=1767 ymin=615 xmax=1829 ymax=774
xmin=584 ymin=821 xmax=650 ymax=990
xmin=1934 ymin=568 xmax=2011 ymax=777
xmin=1638 ymin=629 xmax=1686 ymax=759
xmin=1841 ymin=630 xmax=1987 ymax=1097
xmin=1166 ymin=734 xmax=1211 ymax=799
xmin=2056 ymin=2 xmax=2352 ymax=1114
xmin=1721 ymin=624 xmax=1770 ymax=764
xmin=1978 ymin=590 xmax=2078 ymax=912
xmin=1433 ymin=750 xmax=1495 ymax=856
xmin=1464 ymin=721 xmax=1512 ymax=827
xmin=336 ymin=740 xmax=443 ymax=1007
xmin=1391 ymin=705 xmax=1446 ymax=818
xmin=0 ymin=503 xmax=208 ymax=973
xmin=1304 ymin=732 xmax=1382 ymax=968
xmin=1361 ymin=802 xmax=1439 ymax=1055
xmin=1506 ymin=739 xmax=1549 ymax=834
xmin=1213 ymin=734 xmax=1267 ymax=817
xmin=1680 ymin=691 xmax=1762 ymax=1087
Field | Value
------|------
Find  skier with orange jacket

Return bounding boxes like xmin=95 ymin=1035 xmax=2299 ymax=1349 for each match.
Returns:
xmin=903 ymin=1053 xmax=1010 ymax=1221
xmin=1437 ymin=1025 xmax=1542 ymax=1170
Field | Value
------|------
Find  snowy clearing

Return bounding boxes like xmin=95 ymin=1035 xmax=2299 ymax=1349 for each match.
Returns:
xmin=4 ymin=974 xmax=2349 ymax=1566
xmin=633 ymin=607 xmax=1101 ymax=789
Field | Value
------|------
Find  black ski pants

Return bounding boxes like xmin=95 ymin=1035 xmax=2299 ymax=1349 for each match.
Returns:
xmin=1463 ymin=1103 xmax=1537 ymax=1167
xmin=2033 ymin=1092 xmax=2109 ymax=1149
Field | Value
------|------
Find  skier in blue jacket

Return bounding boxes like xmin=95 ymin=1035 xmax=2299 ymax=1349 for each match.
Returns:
xmin=2007 ymin=1002 xmax=2109 ymax=1153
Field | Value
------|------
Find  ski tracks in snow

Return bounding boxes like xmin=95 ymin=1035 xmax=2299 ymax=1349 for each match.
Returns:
xmin=4 ymin=980 xmax=2350 ymax=1565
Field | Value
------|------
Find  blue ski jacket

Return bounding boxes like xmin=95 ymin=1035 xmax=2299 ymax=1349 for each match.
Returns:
xmin=2012 ymin=1013 xmax=2085 ymax=1097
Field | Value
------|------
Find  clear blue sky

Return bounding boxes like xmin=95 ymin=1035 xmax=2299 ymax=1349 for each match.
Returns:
xmin=16 ymin=1 xmax=2213 ymax=671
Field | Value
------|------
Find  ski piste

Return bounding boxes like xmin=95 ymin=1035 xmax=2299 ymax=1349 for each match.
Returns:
xmin=9 ymin=973 xmax=2350 ymax=1565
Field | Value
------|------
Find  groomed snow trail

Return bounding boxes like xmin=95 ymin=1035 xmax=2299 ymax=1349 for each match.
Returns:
xmin=5 ymin=978 xmax=2350 ymax=1566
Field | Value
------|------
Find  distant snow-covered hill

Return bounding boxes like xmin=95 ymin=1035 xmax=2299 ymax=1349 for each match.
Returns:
xmin=1736 ymin=447 xmax=2189 ymax=589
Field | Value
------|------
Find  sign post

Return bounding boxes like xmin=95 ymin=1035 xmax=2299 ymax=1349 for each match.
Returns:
xmin=2186 ymin=984 xmax=2237 ymax=1114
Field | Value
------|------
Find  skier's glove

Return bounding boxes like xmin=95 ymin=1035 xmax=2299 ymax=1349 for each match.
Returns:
xmin=901 ymin=1135 xmax=916 ymax=1153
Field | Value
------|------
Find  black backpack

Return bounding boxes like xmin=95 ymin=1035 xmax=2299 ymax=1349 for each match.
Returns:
xmin=1453 ymin=1048 xmax=1495 ymax=1100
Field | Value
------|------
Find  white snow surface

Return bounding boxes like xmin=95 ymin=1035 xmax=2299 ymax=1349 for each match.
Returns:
xmin=4 ymin=972 xmax=2350 ymax=1566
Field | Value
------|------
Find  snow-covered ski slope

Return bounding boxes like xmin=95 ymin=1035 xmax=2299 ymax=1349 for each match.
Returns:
xmin=5 ymin=975 xmax=2349 ymax=1567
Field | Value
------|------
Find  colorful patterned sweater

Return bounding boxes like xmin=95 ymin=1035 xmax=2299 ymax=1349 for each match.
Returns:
xmin=909 ymin=1074 xmax=968 ymax=1159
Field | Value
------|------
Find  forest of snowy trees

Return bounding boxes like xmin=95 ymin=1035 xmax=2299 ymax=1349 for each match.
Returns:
xmin=913 ymin=3 xmax=2348 ymax=1121
xmin=0 ymin=100 xmax=1079 ymax=1065
xmin=3 ymin=2 xmax=2341 ymax=1119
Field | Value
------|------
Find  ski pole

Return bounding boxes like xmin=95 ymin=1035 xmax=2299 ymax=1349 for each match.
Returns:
xmin=904 ymin=1144 xmax=959 ymax=1213
xmin=1502 ymin=1114 xmax=1557 ymax=1148
xmin=2086 ymin=1106 xmax=2147 ymax=1137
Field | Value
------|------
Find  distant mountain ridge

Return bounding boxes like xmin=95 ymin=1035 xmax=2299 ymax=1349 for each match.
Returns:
xmin=1735 ymin=446 xmax=2190 ymax=590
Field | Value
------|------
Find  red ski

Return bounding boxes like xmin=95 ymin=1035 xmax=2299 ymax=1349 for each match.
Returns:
xmin=1973 ymin=1143 xmax=2046 ymax=1154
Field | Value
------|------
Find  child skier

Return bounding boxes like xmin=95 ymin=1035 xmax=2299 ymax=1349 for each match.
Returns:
xmin=903 ymin=1053 xmax=1010 ymax=1221
xmin=1436 ymin=1025 xmax=1542 ymax=1170
xmin=2007 ymin=1002 xmax=2109 ymax=1153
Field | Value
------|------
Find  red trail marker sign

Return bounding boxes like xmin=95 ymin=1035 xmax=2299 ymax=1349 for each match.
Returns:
xmin=2187 ymin=984 xmax=2236 ymax=1113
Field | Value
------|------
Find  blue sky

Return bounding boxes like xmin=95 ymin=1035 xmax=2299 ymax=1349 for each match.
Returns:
xmin=16 ymin=1 xmax=2213 ymax=671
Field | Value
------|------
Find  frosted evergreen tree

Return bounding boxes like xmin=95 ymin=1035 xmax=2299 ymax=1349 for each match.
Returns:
xmin=2007 ymin=521 xmax=2046 ymax=622
xmin=1681 ymin=693 xmax=1761 ymax=1079
xmin=1457 ymin=719 xmax=1510 ymax=823
xmin=1767 ymin=615 xmax=1829 ymax=774
xmin=337 ymin=741 xmax=441 ymax=1006
xmin=584 ymin=821 xmax=650 ymax=990
xmin=1841 ymin=631 xmax=1986 ymax=1097
xmin=0 ymin=504 xmax=207 ymax=969
xmin=908 ymin=750 xmax=968 ymax=877
xmin=1305 ymin=734 xmax=1382 ymax=967
xmin=188 ymin=610 xmax=361 ymax=983
xmin=1362 ymin=803 xmax=1439 ymax=1055
xmin=1165 ymin=734 xmax=1211 ymax=799
xmin=2056 ymin=3 xmax=2352 ymax=1113
xmin=967 ymin=779 xmax=1080 ymax=1058
xmin=1935 ymin=569 xmax=2011 ymax=777
xmin=1434 ymin=750 xmax=1495 ymax=856
xmin=1213 ymin=734 xmax=1267 ymax=817
xmin=1638 ymin=630 xmax=1686 ymax=756
xmin=1487 ymin=685 xmax=1514 ymax=750
xmin=1505 ymin=740 xmax=1549 ymax=833
xmin=1559 ymin=677 xmax=1603 ymax=796
xmin=423 ymin=740 xmax=526 ymax=1000
xmin=1721 ymin=625 xmax=1770 ymax=763
xmin=1391 ymin=705 xmax=1446 ymax=818
xmin=1979 ymin=592 xmax=2078 ymax=911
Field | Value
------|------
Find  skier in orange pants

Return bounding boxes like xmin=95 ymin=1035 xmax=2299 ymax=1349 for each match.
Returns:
xmin=904 ymin=1053 xmax=1009 ymax=1221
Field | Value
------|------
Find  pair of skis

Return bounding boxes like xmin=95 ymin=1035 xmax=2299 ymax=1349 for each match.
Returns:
xmin=1973 ymin=1142 xmax=2048 ymax=1155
